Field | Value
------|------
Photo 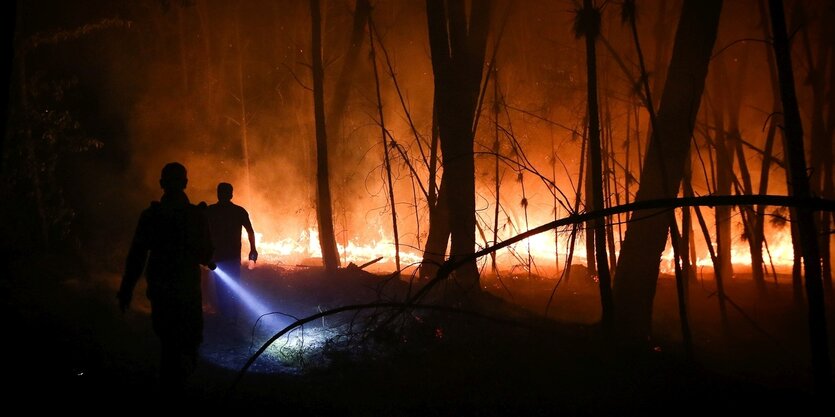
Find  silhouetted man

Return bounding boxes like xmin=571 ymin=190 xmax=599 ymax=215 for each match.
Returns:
xmin=118 ymin=162 xmax=214 ymax=394
xmin=206 ymin=182 xmax=257 ymax=324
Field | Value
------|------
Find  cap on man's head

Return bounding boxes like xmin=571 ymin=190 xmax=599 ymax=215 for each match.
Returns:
xmin=160 ymin=162 xmax=188 ymax=191
xmin=217 ymin=182 xmax=233 ymax=201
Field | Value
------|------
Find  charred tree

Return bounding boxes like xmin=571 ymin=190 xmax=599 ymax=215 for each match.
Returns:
xmin=310 ymin=0 xmax=340 ymax=271
xmin=613 ymin=0 xmax=722 ymax=344
xmin=421 ymin=0 xmax=491 ymax=293
xmin=575 ymin=0 xmax=613 ymax=329
xmin=768 ymin=0 xmax=831 ymax=390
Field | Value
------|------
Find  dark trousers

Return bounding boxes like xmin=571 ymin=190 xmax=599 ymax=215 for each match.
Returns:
xmin=150 ymin=292 xmax=202 ymax=393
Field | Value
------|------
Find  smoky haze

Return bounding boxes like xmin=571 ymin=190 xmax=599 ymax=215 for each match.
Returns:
xmin=6 ymin=0 xmax=830 ymax=273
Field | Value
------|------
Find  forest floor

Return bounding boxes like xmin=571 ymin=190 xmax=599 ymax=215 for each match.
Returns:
xmin=2 ymin=249 xmax=833 ymax=415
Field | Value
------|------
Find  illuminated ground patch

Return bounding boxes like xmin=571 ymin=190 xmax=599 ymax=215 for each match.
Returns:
xmin=199 ymin=264 xmax=379 ymax=374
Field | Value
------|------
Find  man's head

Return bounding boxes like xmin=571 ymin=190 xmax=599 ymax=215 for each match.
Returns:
xmin=160 ymin=162 xmax=188 ymax=192
xmin=217 ymin=182 xmax=233 ymax=202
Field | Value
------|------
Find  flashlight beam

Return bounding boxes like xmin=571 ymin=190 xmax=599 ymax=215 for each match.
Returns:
xmin=213 ymin=267 xmax=283 ymax=329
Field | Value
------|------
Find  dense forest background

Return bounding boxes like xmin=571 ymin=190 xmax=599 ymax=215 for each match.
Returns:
xmin=1 ymin=0 xmax=834 ymax=410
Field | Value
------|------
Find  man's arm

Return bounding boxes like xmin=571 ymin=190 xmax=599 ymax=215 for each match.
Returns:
xmin=243 ymin=209 xmax=257 ymax=262
xmin=118 ymin=211 xmax=151 ymax=312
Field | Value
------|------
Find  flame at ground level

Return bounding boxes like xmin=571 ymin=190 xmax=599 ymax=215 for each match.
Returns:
xmin=246 ymin=217 xmax=806 ymax=278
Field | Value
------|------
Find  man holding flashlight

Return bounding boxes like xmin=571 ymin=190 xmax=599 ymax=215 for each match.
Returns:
xmin=206 ymin=182 xmax=257 ymax=326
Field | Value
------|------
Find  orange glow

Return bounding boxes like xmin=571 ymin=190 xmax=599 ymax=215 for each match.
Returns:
xmin=247 ymin=209 xmax=797 ymax=277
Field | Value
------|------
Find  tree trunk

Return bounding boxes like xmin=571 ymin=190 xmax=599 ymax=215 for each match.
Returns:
xmin=492 ymin=68 xmax=502 ymax=275
xmin=310 ymin=0 xmax=340 ymax=271
xmin=755 ymin=0 xmax=782 ymax=286
xmin=368 ymin=18 xmax=401 ymax=272
xmin=824 ymin=40 xmax=835 ymax=292
xmin=681 ymin=156 xmax=696 ymax=283
xmin=579 ymin=0 xmax=614 ymax=329
xmin=798 ymin=5 xmax=832 ymax=292
xmin=584 ymin=145 xmax=596 ymax=275
xmin=734 ymin=137 xmax=766 ymax=292
xmin=420 ymin=109 xmax=446 ymax=279
xmin=711 ymin=69 xmax=735 ymax=285
xmin=768 ymin=0 xmax=831 ymax=390
xmin=613 ymin=0 xmax=722 ymax=344
xmin=423 ymin=0 xmax=491 ymax=293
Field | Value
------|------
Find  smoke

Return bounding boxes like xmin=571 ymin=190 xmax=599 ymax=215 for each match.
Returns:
xmin=17 ymin=0 xmax=826 ymax=273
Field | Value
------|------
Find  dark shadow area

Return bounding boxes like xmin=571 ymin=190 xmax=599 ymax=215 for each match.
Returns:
xmin=3 ymin=251 xmax=830 ymax=415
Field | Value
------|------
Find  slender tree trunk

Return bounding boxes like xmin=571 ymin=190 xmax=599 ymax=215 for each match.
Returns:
xmin=824 ymin=41 xmax=835 ymax=292
xmin=584 ymin=143 xmax=596 ymax=275
xmin=670 ymin=214 xmax=694 ymax=359
xmin=735 ymin=137 xmax=767 ymax=292
xmin=565 ymin=121 xmax=590 ymax=284
xmin=769 ymin=0 xmax=831 ymax=390
xmin=492 ymin=67 xmax=502 ymax=275
xmin=712 ymin=68 xmax=735 ymax=285
xmin=686 ymin=178 xmax=729 ymax=321
xmin=310 ymin=0 xmax=340 ymax=271
xmin=799 ymin=10 xmax=833 ymax=292
xmin=579 ymin=0 xmax=614 ymax=328
xmin=613 ymin=0 xmax=722 ymax=344
xmin=368 ymin=18 xmax=401 ymax=272
xmin=604 ymin=102 xmax=619 ymax=272
xmin=682 ymin=156 xmax=696 ymax=283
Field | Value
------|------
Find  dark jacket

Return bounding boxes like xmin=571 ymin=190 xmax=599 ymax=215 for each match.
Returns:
xmin=120 ymin=191 xmax=213 ymax=345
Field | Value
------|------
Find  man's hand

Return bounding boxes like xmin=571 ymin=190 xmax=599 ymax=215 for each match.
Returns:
xmin=249 ymin=249 xmax=258 ymax=262
xmin=116 ymin=289 xmax=132 ymax=313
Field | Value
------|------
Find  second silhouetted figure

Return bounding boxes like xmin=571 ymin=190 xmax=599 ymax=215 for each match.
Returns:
xmin=206 ymin=182 xmax=257 ymax=324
